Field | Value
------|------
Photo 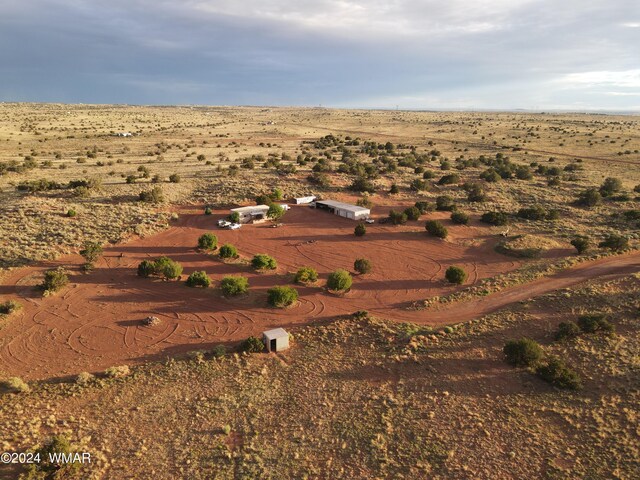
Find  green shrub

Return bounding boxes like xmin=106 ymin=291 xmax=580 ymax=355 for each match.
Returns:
xmin=186 ymin=271 xmax=211 ymax=288
xmin=267 ymin=203 xmax=285 ymax=221
xmin=481 ymin=211 xmax=508 ymax=226
xmin=438 ymin=173 xmax=460 ymax=185
xmin=389 ymin=184 xmax=400 ymax=194
xmin=503 ymin=338 xmax=543 ymax=367
xmin=410 ymin=179 xmax=428 ymax=191
xmin=598 ymin=234 xmax=629 ymax=251
xmin=137 ymin=260 xmax=156 ymax=277
xmin=294 ymin=266 xmax=318 ymax=284
xmin=220 ymin=276 xmax=249 ymax=296
xmin=555 ymin=321 xmax=581 ymax=341
xmin=67 ymin=208 xmax=77 ymax=218
xmin=577 ymin=314 xmax=615 ymax=335
xmin=79 ymin=241 xmax=103 ymax=264
xmin=435 ymin=195 xmax=456 ymax=211
xmin=204 ymin=206 xmax=213 ymax=215
xmin=240 ymin=336 xmax=264 ymax=353
xmin=42 ymin=267 xmax=69 ymax=293
xmin=228 ymin=212 xmax=240 ymax=223
xmin=327 ymin=269 xmax=353 ymax=292
xmin=27 ymin=435 xmax=80 ymax=477
xmin=445 ymin=266 xmax=467 ymax=284
xmin=0 ymin=300 xmax=22 ymax=315
xmin=252 ymin=254 xmax=277 ymax=270
xmin=451 ymin=211 xmax=469 ymax=225
xmin=354 ymin=258 xmax=372 ymax=274
xmin=576 ymin=187 xmax=601 ymax=207
xmin=404 ymin=206 xmax=421 ymax=221
xmin=354 ymin=223 xmax=366 ymax=236
xmin=169 ymin=173 xmax=181 ymax=183
xmin=480 ymin=168 xmax=501 ymax=182
xmin=158 ymin=258 xmax=183 ymax=280
xmin=388 ymin=210 xmax=408 ymax=225
xmin=570 ymin=236 xmax=590 ymax=254
xmin=415 ymin=201 xmax=435 ymax=214
xmin=211 ymin=345 xmax=227 ymax=358
xmin=197 ymin=233 xmax=218 ymax=250
xmin=425 ymin=220 xmax=448 ymax=239
xmin=517 ymin=205 xmax=551 ymax=221
xmin=0 ymin=376 xmax=29 ymax=394
xmin=138 ymin=186 xmax=164 ymax=203
xmin=515 ymin=165 xmax=533 ymax=180
xmin=536 ymin=357 xmax=582 ymax=390
xmin=465 ymin=183 xmax=488 ymax=202
xmin=599 ymin=177 xmax=623 ymax=197
xmin=267 ymin=286 xmax=299 ymax=307
xmin=219 ymin=244 xmax=238 ymax=259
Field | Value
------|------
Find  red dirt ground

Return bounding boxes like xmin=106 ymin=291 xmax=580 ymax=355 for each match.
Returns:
xmin=1 ymin=204 xmax=635 ymax=381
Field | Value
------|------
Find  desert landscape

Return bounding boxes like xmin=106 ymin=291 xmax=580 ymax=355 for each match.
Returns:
xmin=0 ymin=104 xmax=639 ymax=479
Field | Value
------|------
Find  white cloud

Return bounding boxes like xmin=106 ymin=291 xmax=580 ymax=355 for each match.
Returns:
xmin=558 ymin=70 xmax=640 ymax=89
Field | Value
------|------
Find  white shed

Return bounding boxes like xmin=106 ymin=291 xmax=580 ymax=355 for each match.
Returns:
xmin=314 ymin=199 xmax=370 ymax=221
xmin=294 ymin=195 xmax=316 ymax=205
xmin=263 ymin=328 xmax=289 ymax=352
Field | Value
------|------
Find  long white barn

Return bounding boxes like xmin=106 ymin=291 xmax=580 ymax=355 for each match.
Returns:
xmin=314 ymin=200 xmax=370 ymax=221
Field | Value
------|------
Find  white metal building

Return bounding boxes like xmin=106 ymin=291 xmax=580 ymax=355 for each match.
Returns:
xmin=314 ymin=200 xmax=370 ymax=221
xmin=263 ymin=328 xmax=290 ymax=352
xmin=294 ymin=195 xmax=316 ymax=204
xmin=230 ymin=204 xmax=270 ymax=224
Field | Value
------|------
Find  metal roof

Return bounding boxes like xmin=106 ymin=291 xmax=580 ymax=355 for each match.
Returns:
xmin=263 ymin=328 xmax=289 ymax=340
xmin=315 ymin=200 xmax=370 ymax=214
xmin=230 ymin=204 xmax=270 ymax=213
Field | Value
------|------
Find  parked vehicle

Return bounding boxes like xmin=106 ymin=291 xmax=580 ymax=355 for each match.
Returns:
xmin=278 ymin=204 xmax=290 ymax=211
xmin=364 ymin=217 xmax=375 ymax=224
xmin=228 ymin=223 xmax=241 ymax=230
xmin=217 ymin=219 xmax=231 ymax=228
xmin=378 ymin=217 xmax=390 ymax=224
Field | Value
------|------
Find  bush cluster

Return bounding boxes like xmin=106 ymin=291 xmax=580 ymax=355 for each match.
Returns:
xmin=445 ymin=266 xmax=467 ymax=284
xmin=252 ymin=254 xmax=277 ymax=270
xmin=137 ymin=257 xmax=183 ymax=280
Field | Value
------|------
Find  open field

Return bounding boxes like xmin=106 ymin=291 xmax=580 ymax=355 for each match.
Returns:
xmin=1 ymin=274 xmax=639 ymax=479
xmin=0 ymin=104 xmax=639 ymax=478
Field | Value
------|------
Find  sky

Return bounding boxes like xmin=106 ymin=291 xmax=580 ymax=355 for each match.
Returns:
xmin=0 ymin=0 xmax=639 ymax=110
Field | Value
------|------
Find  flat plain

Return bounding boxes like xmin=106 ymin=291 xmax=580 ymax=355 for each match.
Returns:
xmin=0 ymin=104 xmax=639 ymax=479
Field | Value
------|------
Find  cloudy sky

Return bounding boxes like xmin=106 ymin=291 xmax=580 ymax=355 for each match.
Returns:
xmin=1 ymin=0 xmax=639 ymax=110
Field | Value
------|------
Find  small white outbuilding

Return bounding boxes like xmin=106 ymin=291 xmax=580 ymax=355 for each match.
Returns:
xmin=294 ymin=195 xmax=316 ymax=204
xmin=263 ymin=328 xmax=290 ymax=352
